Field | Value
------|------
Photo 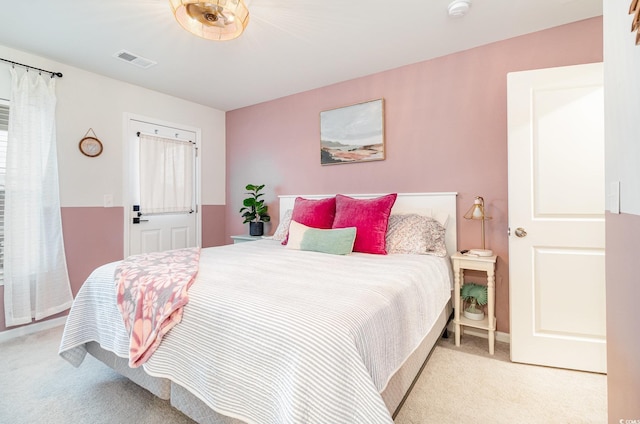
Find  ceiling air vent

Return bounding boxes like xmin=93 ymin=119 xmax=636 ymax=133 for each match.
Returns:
xmin=113 ymin=50 xmax=157 ymax=69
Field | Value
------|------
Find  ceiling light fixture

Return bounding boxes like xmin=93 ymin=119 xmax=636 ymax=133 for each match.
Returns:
xmin=448 ymin=0 xmax=471 ymax=18
xmin=169 ymin=0 xmax=249 ymax=41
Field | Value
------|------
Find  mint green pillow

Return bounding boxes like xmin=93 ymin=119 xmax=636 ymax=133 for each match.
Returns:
xmin=286 ymin=220 xmax=356 ymax=255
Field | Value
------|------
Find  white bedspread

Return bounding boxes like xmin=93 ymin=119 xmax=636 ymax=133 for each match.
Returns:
xmin=59 ymin=240 xmax=452 ymax=424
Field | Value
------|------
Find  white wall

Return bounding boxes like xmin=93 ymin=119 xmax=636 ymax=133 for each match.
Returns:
xmin=603 ymin=2 xmax=640 ymax=422
xmin=0 ymin=44 xmax=225 ymax=207
xmin=604 ymin=3 xmax=640 ymax=214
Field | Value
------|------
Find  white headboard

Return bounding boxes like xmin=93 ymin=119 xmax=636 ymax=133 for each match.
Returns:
xmin=278 ymin=192 xmax=458 ymax=256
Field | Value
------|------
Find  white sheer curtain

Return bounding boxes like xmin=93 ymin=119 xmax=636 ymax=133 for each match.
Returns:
xmin=139 ymin=134 xmax=194 ymax=215
xmin=3 ymin=68 xmax=73 ymax=327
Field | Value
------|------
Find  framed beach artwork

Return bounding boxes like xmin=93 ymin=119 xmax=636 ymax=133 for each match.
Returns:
xmin=320 ymin=98 xmax=385 ymax=165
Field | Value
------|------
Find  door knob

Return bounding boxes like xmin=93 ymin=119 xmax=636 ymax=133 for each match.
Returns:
xmin=515 ymin=227 xmax=527 ymax=238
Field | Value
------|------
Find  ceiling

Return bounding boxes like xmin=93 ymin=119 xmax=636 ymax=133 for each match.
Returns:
xmin=0 ymin=0 xmax=602 ymax=111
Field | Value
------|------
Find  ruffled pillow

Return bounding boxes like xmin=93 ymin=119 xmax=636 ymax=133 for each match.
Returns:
xmin=332 ymin=193 xmax=397 ymax=254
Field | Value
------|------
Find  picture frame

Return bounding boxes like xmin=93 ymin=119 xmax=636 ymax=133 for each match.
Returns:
xmin=630 ymin=0 xmax=640 ymax=45
xmin=320 ymin=98 xmax=384 ymax=165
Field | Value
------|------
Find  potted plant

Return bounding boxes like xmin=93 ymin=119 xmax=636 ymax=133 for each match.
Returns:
xmin=239 ymin=184 xmax=271 ymax=236
xmin=461 ymin=283 xmax=488 ymax=321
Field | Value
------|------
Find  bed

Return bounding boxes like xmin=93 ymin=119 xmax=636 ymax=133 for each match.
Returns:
xmin=59 ymin=192 xmax=457 ymax=424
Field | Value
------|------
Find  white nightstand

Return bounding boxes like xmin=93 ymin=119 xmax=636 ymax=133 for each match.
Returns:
xmin=451 ymin=252 xmax=498 ymax=354
xmin=230 ymin=235 xmax=264 ymax=244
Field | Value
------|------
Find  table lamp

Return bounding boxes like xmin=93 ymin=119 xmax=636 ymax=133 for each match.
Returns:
xmin=463 ymin=196 xmax=493 ymax=256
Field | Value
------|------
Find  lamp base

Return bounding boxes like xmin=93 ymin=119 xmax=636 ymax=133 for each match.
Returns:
xmin=469 ymin=248 xmax=493 ymax=257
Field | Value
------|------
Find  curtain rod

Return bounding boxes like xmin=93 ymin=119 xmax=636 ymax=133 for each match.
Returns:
xmin=137 ymin=131 xmax=193 ymax=144
xmin=0 ymin=58 xmax=63 ymax=78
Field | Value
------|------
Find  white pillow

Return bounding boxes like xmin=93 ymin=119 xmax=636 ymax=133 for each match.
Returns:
xmin=271 ymin=209 xmax=293 ymax=241
xmin=386 ymin=214 xmax=447 ymax=257
xmin=389 ymin=206 xmax=449 ymax=228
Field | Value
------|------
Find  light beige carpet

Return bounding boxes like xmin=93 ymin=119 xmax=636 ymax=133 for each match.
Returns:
xmin=0 ymin=326 xmax=606 ymax=423
xmin=396 ymin=333 xmax=607 ymax=423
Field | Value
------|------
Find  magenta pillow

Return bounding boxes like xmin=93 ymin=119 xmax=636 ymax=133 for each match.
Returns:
xmin=332 ymin=193 xmax=397 ymax=254
xmin=282 ymin=196 xmax=336 ymax=245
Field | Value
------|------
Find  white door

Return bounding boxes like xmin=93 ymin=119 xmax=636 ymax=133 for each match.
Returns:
xmin=126 ymin=116 xmax=200 ymax=256
xmin=507 ymin=63 xmax=606 ymax=373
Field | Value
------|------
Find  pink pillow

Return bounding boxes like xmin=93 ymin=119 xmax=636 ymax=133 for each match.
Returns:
xmin=332 ymin=193 xmax=398 ymax=254
xmin=282 ymin=196 xmax=336 ymax=244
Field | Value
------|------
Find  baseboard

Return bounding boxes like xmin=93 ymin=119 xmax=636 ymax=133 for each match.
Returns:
xmin=446 ymin=321 xmax=510 ymax=344
xmin=0 ymin=316 xmax=67 ymax=344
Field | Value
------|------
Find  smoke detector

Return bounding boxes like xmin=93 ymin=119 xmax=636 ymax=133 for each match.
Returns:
xmin=448 ymin=0 xmax=471 ymax=17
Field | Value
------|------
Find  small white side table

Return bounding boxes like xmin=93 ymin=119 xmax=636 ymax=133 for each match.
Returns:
xmin=451 ymin=252 xmax=498 ymax=354
xmin=230 ymin=235 xmax=263 ymax=244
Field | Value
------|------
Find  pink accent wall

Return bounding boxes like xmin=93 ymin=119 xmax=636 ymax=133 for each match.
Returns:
xmin=226 ymin=17 xmax=603 ymax=333
xmin=0 ymin=204 xmax=227 ymax=332
xmin=606 ymin=212 xmax=640 ymax=419
xmin=202 ymin=205 xmax=227 ymax=247
xmin=60 ymin=207 xmax=124 ymax=294
xmin=0 ymin=207 xmax=124 ymax=332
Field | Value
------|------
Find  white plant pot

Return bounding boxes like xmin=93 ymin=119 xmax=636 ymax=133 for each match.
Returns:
xmin=464 ymin=309 xmax=485 ymax=321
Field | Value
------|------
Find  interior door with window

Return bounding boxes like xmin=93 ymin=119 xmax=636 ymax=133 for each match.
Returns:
xmin=507 ymin=63 xmax=605 ymax=373
xmin=126 ymin=116 xmax=200 ymax=256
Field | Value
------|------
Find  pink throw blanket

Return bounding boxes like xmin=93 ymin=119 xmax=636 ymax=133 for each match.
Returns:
xmin=115 ymin=247 xmax=200 ymax=367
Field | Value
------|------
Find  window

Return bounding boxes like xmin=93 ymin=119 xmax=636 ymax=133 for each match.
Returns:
xmin=138 ymin=133 xmax=195 ymax=215
xmin=0 ymin=101 xmax=7 ymax=285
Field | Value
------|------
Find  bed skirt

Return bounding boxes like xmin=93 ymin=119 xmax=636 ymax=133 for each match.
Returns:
xmin=86 ymin=341 xmax=171 ymax=400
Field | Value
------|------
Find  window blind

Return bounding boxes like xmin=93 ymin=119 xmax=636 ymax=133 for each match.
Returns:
xmin=0 ymin=102 xmax=8 ymax=283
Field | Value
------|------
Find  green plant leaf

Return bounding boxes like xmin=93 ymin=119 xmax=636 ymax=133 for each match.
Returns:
xmin=240 ymin=184 xmax=269 ymax=223
xmin=460 ymin=283 xmax=488 ymax=305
